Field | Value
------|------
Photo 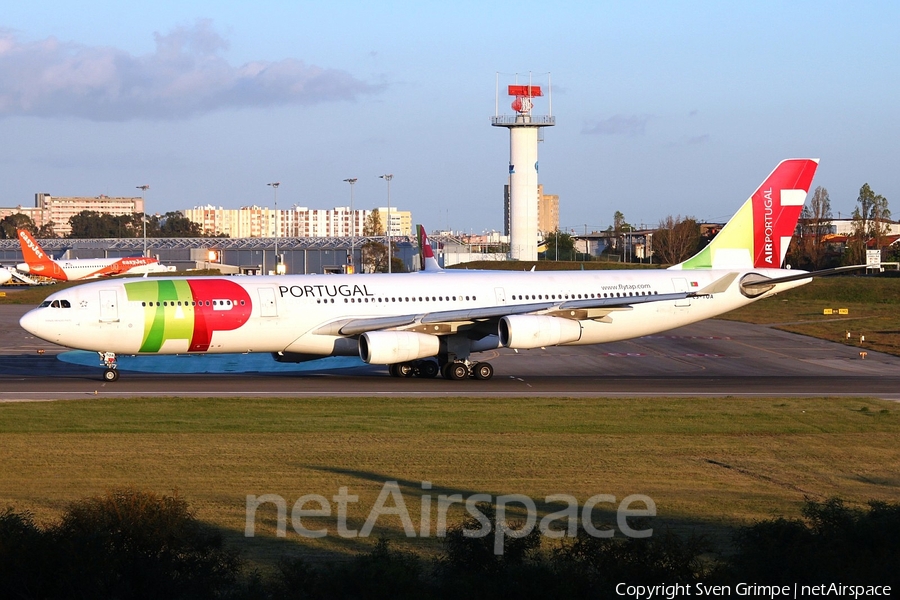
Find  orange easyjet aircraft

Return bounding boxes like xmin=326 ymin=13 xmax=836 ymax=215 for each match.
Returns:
xmin=16 ymin=229 xmax=168 ymax=281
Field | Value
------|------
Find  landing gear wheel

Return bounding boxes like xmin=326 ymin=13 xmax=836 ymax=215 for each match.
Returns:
xmin=388 ymin=364 xmax=401 ymax=377
xmin=99 ymin=352 xmax=119 ymax=382
xmin=443 ymin=362 xmax=469 ymax=381
xmin=397 ymin=362 xmax=415 ymax=377
xmin=473 ymin=362 xmax=494 ymax=380
xmin=417 ymin=360 xmax=439 ymax=378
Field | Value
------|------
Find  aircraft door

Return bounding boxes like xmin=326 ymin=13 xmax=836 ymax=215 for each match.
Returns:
xmin=258 ymin=287 xmax=278 ymax=317
xmin=99 ymin=289 xmax=119 ymax=322
xmin=671 ymin=278 xmax=692 ymax=307
xmin=494 ymin=287 xmax=507 ymax=304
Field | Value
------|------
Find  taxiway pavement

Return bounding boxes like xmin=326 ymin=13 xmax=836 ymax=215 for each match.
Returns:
xmin=2 ymin=304 xmax=898 ymax=401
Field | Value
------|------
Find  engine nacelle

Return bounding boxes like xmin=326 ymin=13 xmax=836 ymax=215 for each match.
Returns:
xmin=359 ymin=331 xmax=441 ymax=364
xmin=499 ymin=315 xmax=582 ymax=349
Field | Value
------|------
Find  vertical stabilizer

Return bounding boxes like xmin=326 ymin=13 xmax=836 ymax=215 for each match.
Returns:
xmin=416 ymin=225 xmax=442 ymax=272
xmin=18 ymin=229 xmax=52 ymax=265
xmin=672 ymin=159 xmax=819 ymax=270
xmin=16 ymin=229 xmax=62 ymax=279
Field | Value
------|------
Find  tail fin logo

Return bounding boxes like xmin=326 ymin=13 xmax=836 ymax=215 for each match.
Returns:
xmin=674 ymin=159 xmax=818 ymax=271
xmin=18 ymin=229 xmax=47 ymax=262
xmin=751 ymin=160 xmax=816 ymax=268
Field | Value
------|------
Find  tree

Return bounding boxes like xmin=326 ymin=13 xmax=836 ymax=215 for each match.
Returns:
xmin=68 ymin=210 xmax=136 ymax=238
xmin=361 ymin=209 xmax=389 ymax=273
xmin=0 ymin=213 xmax=37 ymax=239
xmin=848 ymin=183 xmax=891 ymax=264
xmin=795 ymin=186 xmax=833 ymax=269
xmin=0 ymin=490 xmax=243 ymax=599
xmin=544 ymin=230 xmax=576 ymax=261
xmin=607 ymin=210 xmax=634 ymax=260
xmin=37 ymin=222 xmax=58 ymax=239
xmin=159 ymin=211 xmax=203 ymax=237
xmin=652 ymin=215 xmax=701 ymax=265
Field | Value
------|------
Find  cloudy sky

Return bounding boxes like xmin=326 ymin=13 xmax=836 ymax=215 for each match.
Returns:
xmin=1 ymin=1 xmax=897 ymax=233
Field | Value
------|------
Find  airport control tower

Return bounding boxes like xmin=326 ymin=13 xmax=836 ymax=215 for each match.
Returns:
xmin=492 ymin=76 xmax=555 ymax=261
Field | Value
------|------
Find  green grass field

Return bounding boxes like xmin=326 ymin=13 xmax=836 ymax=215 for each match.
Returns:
xmin=1 ymin=396 xmax=897 ymax=567
xmin=2 ymin=270 xmax=899 ymax=568
xmin=721 ymin=277 xmax=900 ymax=356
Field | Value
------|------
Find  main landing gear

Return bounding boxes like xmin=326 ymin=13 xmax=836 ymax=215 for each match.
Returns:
xmin=388 ymin=360 xmax=439 ymax=379
xmin=99 ymin=352 xmax=119 ymax=382
xmin=387 ymin=360 xmax=494 ymax=380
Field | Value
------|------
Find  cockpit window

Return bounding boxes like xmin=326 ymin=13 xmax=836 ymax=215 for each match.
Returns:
xmin=39 ymin=300 xmax=51 ymax=308
xmin=45 ymin=299 xmax=72 ymax=308
xmin=50 ymin=300 xmax=60 ymax=308
xmin=60 ymin=300 xmax=71 ymax=308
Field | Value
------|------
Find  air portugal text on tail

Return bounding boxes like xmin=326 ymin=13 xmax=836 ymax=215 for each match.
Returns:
xmin=15 ymin=229 xmax=167 ymax=282
xmin=20 ymin=159 xmax=827 ymax=383
xmin=672 ymin=159 xmax=818 ymax=271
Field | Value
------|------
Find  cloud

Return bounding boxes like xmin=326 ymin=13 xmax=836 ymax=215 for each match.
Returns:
xmin=581 ymin=114 xmax=649 ymax=136
xmin=0 ymin=20 xmax=383 ymax=121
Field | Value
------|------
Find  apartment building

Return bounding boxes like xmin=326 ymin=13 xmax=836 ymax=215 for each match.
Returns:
xmin=182 ymin=205 xmax=412 ymax=238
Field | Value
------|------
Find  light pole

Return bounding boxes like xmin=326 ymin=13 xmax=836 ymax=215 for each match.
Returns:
xmin=343 ymin=178 xmax=357 ymax=273
xmin=379 ymin=174 xmax=393 ymax=273
xmin=136 ymin=185 xmax=149 ymax=257
xmin=267 ymin=182 xmax=280 ymax=274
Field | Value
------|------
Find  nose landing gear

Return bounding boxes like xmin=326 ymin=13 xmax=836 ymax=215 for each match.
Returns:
xmin=99 ymin=352 xmax=119 ymax=382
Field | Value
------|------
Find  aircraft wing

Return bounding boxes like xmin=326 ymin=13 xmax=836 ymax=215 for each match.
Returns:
xmin=319 ymin=292 xmax=692 ymax=337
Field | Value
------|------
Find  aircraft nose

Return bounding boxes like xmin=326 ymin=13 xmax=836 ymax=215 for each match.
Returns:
xmin=19 ymin=308 xmax=43 ymax=337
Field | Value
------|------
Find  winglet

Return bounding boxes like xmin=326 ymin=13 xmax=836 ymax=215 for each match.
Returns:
xmin=672 ymin=159 xmax=819 ymax=270
xmin=416 ymin=225 xmax=442 ymax=272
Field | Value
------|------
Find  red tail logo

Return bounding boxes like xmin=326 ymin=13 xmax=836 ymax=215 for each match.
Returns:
xmin=751 ymin=159 xmax=818 ymax=268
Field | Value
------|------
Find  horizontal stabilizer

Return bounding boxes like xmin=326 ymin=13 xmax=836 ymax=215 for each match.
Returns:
xmin=740 ymin=264 xmax=870 ymax=294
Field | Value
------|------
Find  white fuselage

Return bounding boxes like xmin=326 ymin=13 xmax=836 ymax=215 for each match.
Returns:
xmin=19 ymin=268 xmax=806 ymax=359
xmin=16 ymin=257 xmax=167 ymax=281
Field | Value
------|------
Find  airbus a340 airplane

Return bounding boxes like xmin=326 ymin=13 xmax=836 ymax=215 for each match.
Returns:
xmin=15 ymin=229 xmax=168 ymax=282
xmin=21 ymin=159 xmax=833 ymax=382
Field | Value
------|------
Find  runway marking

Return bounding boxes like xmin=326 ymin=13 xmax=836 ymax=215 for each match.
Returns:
xmin=643 ymin=335 xmax=733 ymax=340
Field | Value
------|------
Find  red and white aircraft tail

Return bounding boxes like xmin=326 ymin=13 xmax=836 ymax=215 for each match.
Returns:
xmin=672 ymin=158 xmax=818 ymax=271
xmin=16 ymin=229 xmax=167 ymax=281
xmin=416 ymin=225 xmax=442 ymax=272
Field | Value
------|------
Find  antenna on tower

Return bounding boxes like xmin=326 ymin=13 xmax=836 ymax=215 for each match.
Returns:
xmin=492 ymin=72 xmax=554 ymax=261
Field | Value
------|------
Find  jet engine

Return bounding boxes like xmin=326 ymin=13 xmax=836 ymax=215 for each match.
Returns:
xmin=359 ymin=331 xmax=441 ymax=364
xmin=499 ymin=315 xmax=582 ymax=349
